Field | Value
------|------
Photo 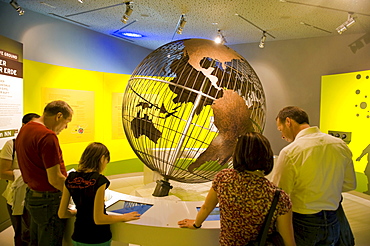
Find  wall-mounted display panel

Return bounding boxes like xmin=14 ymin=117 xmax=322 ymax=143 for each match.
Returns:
xmin=112 ymin=92 xmax=125 ymax=140
xmin=0 ymin=35 xmax=23 ymax=148
xmin=321 ymin=70 xmax=370 ymax=194
xmin=23 ymin=60 xmax=139 ymax=171
xmin=42 ymin=88 xmax=95 ymax=144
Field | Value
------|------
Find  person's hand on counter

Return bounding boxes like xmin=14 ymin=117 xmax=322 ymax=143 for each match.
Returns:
xmin=178 ymin=219 xmax=201 ymax=229
xmin=121 ymin=211 xmax=141 ymax=222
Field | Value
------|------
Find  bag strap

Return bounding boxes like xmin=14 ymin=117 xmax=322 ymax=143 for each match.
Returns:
xmin=12 ymin=138 xmax=16 ymax=161
xmin=256 ymin=189 xmax=281 ymax=246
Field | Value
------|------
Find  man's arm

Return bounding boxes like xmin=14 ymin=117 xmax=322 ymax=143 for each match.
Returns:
xmin=46 ymin=164 xmax=66 ymax=191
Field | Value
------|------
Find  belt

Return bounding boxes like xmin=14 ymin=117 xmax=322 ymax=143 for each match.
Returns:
xmin=28 ymin=188 xmax=61 ymax=197
xmin=315 ymin=210 xmax=336 ymax=216
xmin=294 ymin=210 xmax=337 ymax=218
xmin=29 ymin=188 xmax=60 ymax=194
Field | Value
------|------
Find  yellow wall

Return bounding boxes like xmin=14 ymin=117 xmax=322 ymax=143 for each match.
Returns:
xmin=24 ymin=60 xmax=139 ymax=168
xmin=321 ymin=70 xmax=370 ymax=192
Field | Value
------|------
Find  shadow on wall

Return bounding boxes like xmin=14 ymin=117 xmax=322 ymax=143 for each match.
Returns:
xmin=349 ymin=33 xmax=370 ymax=54
xmin=356 ymin=143 xmax=370 ymax=195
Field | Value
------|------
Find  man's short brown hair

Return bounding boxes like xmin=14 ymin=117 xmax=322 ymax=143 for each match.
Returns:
xmin=43 ymin=100 xmax=73 ymax=118
xmin=276 ymin=106 xmax=309 ymax=124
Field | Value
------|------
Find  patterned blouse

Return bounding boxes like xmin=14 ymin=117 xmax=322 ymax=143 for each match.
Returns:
xmin=212 ymin=169 xmax=292 ymax=246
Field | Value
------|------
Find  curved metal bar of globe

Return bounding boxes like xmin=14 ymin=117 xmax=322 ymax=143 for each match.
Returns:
xmin=166 ymin=77 xmax=208 ymax=176
xmin=188 ymin=90 xmax=254 ymax=172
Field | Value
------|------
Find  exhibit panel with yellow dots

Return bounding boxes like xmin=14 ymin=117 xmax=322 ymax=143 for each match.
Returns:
xmin=321 ymin=70 xmax=370 ymax=194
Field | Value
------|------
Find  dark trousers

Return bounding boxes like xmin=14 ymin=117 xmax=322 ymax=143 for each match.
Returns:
xmin=25 ymin=188 xmax=66 ymax=246
xmin=293 ymin=210 xmax=340 ymax=246
xmin=6 ymin=203 xmax=30 ymax=246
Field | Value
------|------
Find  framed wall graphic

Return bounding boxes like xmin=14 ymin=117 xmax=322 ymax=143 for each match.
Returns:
xmin=42 ymin=88 xmax=95 ymax=144
xmin=112 ymin=92 xmax=125 ymax=139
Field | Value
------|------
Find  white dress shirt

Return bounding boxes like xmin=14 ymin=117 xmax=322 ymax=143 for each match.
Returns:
xmin=272 ymin=126 xmax=356 ymax=214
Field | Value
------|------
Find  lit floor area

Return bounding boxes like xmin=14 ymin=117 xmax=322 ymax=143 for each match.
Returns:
xmin=1 ymin=173 xmax=370 ymax=246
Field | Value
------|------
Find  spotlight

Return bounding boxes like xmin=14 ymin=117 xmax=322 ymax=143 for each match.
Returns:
xmin=259 ymin=31 xmax=266 ymax=48
xmin=9 ymin=0 xmax=24 ymax=15
xmin=176 ymin=14 xmax=187 ymax=34
xmin=121 ymin=1 xmax=133 ymax=24
xmin=214 ymin=29 xmax=226 ymax=44
xmin=336 ymin=12 xmax=356 ymax=34
xmin=78 ymin=0 xmax=84 ymax=3
xmin=214 ymin=36 xmax=222 ymax=44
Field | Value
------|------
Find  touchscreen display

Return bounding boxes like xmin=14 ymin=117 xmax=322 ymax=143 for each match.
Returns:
xmin=107 ymin=200 xmax=153 ymax=215
xmin=196 ymin=207 xmax=220 ymax=221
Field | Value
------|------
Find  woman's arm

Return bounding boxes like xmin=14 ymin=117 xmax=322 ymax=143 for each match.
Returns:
xmin=178 ymin=187 xmax=218 ymax=229
xmin=276 ymin=209 xmax=296 ymax=246
xmin=58 ymin=185 xmax=77 ymax=218
xmin=93 ymin=184 xmax=141 ymax=225
xmin=0 ymin=158 xmax=14 ymax=181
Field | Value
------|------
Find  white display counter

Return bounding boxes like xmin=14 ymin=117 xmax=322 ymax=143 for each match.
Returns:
xmin=63 ymin=190 xmax=220 ymax=246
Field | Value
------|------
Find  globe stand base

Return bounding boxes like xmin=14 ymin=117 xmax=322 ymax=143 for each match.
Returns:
xmin=152 ymin=179 xmax=173 ymax=197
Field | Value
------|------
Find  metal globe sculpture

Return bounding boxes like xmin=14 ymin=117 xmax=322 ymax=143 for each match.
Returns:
xmin=122 ymin=39 xmax=266 ymax=196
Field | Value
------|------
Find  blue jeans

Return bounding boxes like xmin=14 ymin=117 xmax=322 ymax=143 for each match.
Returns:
xmin=25 ymin=188 xmax=66 ymax=246
xmin=293 ymin=210 xmax=340 ymax=246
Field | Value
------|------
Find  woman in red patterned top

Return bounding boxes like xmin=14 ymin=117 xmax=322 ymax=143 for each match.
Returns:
xmin=178 ymin=132 xmax=296 ymax=246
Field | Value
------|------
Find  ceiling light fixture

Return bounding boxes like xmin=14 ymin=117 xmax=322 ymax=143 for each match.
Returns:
xmin=214 ymin=29 xmax=226 ymax=45
xmin=259 ymin=31 xmax=266 ymax=48
xmin=235 ymin=13 xmax=275 ymax=47
xmin=78 ymin=0 xmax=83 ymax=3
xmin=121 ymin=1 xmax=133 ymax=24
xmin=9 ymin=0 xmax=24 ymax=15
xmin=176 ymin=14 xmax=187 ymax=35
xmin=336 ymin=12 xmax=356 ymax=34
xmin=172 ymin=14 xmax=187 ymax=40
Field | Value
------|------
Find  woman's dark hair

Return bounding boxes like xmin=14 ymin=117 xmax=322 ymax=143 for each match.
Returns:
xmin=276 ymin=106 xmax=309 ymax=124
xmin=78 ymin=142 xmax=110 ymax=173
xmin=232 ymin=132 xmax=274 ymax=175
xmin=43 ymin=100 xmax=73 ymax=119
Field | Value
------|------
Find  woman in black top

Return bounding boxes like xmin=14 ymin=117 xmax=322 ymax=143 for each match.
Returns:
xmin=58 ymin=142 xmax=140 ymax=245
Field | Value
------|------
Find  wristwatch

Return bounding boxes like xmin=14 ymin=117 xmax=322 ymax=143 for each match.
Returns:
xmin=193 ymin=223 xmax=202 ymax=228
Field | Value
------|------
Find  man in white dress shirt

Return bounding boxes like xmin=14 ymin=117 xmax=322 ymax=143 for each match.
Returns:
xmin=272 ymin=106 xmax=356 ymax=246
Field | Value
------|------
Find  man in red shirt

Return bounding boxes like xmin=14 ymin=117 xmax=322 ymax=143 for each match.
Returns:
xmin=16 ymin=100 xmax=73 ymax=246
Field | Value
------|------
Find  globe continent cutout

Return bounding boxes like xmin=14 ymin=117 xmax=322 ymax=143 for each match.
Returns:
xmin=122 ymin=38 xmax=266 ymax=183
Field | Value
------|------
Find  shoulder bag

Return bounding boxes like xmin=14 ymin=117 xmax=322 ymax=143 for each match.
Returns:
xmin=246 ymin=189 xmax=285 ymax=246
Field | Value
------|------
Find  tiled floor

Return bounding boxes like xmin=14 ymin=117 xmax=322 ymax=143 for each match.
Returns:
xmin=341 ymin=191 xmax=370 ymax=246
xmin=1 ymin=173 xmax=370 ymax=245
